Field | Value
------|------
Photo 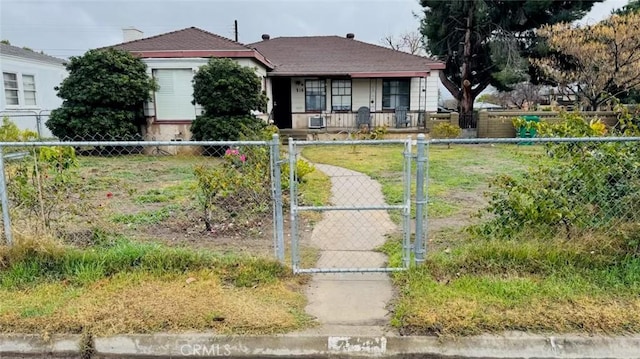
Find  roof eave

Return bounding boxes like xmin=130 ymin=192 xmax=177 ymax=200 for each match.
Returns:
xmin=128 ymin=50 xmax=274 ymax=69
xmin=267 ymin=70 xmax=434 ymax=78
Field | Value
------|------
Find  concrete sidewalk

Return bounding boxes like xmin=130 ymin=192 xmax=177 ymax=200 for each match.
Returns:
xmin=299 ymin=164 xmax=396 ymax=336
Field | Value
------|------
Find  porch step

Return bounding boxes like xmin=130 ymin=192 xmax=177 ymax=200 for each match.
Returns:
xmin=279 ymin=129 xmax=308 ymax=143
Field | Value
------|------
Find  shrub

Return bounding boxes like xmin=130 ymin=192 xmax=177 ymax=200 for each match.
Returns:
xmin=193 ymin=126 xmax=313 ymax=232
xmin=190 ymin=115 xmax=267 ymax=156
xmin=192 ymin=58 xmax=267 ymax=117
xmin=473 ymin=110 xmax=640 ymax=244
xmin=7 ymin=146 xmax=79 ymax=232
xmin=430 ymin=122 xmax=462 ymax=148
xmin=47 ymin=49 xmax=156 ymax=140
xmin=194 ymin=146 xmax=271 ymax=232
xmin=190 ymin=58 xmax=268 ymax=155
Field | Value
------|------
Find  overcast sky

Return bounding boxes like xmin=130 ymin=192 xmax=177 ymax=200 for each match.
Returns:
xmin=0 ymin=0 xmax=631 ymax=60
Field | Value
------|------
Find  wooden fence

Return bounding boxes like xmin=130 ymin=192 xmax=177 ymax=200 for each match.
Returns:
xmin=426 ymin=111 xmax=619 ymax=138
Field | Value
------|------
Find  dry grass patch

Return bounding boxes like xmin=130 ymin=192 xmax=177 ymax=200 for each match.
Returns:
xmin=0 ymin=270 xmax=309 ymax=335
xmin=0 ymin=236 xmax=313 ymax=335
xmin=380 ymin=233 xmax=640 ymax=336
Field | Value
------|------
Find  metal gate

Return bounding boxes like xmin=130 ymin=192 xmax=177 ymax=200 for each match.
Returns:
xmin=287 ymin=137 xmax=422 ymax=274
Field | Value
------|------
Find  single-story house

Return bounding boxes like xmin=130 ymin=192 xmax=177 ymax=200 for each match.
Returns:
xmin=0 ymin=43 xmax=67 ymax=138
xmin=111 ymin=27 xmax=273 ymax=140
xmin=248 ymin=34 xmax=444 ymax=130
xmin=109 ymin=27 xmax=444 ymax=140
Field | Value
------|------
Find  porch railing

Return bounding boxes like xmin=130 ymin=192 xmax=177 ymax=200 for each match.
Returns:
xmin=320 ymin=111 xmax=458 ymax=130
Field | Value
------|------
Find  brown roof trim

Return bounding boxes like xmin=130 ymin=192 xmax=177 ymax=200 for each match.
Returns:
xmin=350 ymin=71 xmax=431 ymax=78
xmin=130 ymin=50 xmax=274 ymax=69
xmin=107 ymin=27 xmax=274 ymax=69
xmin=266 ymin=71 xmax=434 ymax=78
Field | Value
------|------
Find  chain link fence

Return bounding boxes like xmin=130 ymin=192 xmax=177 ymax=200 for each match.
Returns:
xmin=0 ymin=111 xmax=52 ymax=139
xmin=2 ymin=133 xmax=639 ymax=271
xmin=0 ymin=138 xmax=282 ymax=258
xmin=424 ymin=136 xmax=640 ymax=257
xmin=288 ymin=139 xmax=414 ymax=273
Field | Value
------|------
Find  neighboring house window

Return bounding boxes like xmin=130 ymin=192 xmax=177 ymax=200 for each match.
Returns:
xmin=3 ymin=72 xmax=19 ymax=105
xmin=305 ymin=80 xmax=326 ymax=112
xmin=331 ymin=79 xmax=351 ymax=111
xmin=382 ymin=79 xmax=410 ymax=109
xmin=22 ymin=75 xmax=37 ymax=106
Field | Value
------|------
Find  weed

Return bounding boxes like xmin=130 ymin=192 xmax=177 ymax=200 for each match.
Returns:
xmin=110 ymin=204 xmax=180 ymax=226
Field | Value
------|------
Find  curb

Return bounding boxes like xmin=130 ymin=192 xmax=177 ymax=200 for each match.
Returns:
xmin=2 ymin=332 xmax=640 ymax=358
xmin=0 ymin=334 xmax=83 ymax=358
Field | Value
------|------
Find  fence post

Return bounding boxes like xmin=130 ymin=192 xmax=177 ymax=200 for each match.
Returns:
xmin=288 ymin=138 xmax=299 ymax=272
xmin=270 ymin=134 xmax=285 ymax=263
xmin=414 ymin=134 xmax=427 ymax=265
xmin=450 ymin=112 xmax=460 ymax=128
xmin=0 ymin=147 xmax=13 ymax=246
xmin=402 ymin=136 xmax=413 ymax=269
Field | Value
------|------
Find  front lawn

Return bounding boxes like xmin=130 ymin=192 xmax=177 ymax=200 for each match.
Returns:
xmin=304 ymin=143 xmax=640 ymax=335
xmin=0 ymin=150 xmax=330 ymax=336
xmin=0 ymin=235 xmax=312 ymax=335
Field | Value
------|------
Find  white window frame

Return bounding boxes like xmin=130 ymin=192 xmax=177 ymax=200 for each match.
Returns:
xmin=305 ymin=79 xmax=326 ymax=112
xmin=3 ymin=72 xmax=19 ymax=106
xmin=331 ymin=79 xmax=352 ymax=111
xmin=22 ymin=74 xmax=37 ymax=106
xmin=3 ymin=72 xmax=38 ymax=108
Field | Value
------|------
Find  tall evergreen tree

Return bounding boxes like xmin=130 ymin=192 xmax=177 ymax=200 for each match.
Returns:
xmin=420 ymin=0 xmax=601 ymax=124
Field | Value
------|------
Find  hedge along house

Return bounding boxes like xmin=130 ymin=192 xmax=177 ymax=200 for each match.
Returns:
xmin=109 ymin=27 xmax=444 ymax=138
xmin=110 ymin=27 xmax=273 ymax=141
xmin=249 ymin=34 xmax=445 ymax=130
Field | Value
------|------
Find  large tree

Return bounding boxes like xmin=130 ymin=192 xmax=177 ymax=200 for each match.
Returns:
xmin=534 ymin=12 xmax=640 ymax=110
xmin=47 ymin=48 xmax=156 ymax=140
xmin=420 ymin=0 xmax=600 ymax=124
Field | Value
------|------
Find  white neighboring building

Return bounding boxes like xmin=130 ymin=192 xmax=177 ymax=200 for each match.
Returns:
xmin=0 ymin=43 xmax=67 ymax=138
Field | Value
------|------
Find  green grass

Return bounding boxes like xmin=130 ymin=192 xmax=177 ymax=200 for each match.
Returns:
xmin=110 ymin=204 xmax=180 ymax=225
xmin=302 ymin=143 xmax=540 ymax=220
xmin=0 ymin=235 xmax=288 ymax=289
xmin=297 ymin=165 xmax=332 ymax=207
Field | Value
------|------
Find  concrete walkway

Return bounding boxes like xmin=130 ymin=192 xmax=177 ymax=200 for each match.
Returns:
xmin=300 ymin=164 xmax=397 ymax=335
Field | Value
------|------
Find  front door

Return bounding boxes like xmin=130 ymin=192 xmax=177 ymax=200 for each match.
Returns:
xmin=271 ymin=77 xmax=292 ymax=129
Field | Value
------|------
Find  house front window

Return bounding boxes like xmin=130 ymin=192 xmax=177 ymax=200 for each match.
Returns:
xmin=331 ymin=79 xmax=351 ymax=111
xmin=305 ymin=79 xmax=325 ymax=112
xmin=382 ymin=79 xmax=410 ymax=110
xmin=22 ymin=74 xmax=37 ymax=106
xmin=3 ymin=72 xmax=19 ymax=106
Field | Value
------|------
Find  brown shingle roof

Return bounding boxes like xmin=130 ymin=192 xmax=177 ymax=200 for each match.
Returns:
xmin=111 ymin=27 xmax=250 ymax=52
xmin=249 ymin=36 xmax=445 ymax=76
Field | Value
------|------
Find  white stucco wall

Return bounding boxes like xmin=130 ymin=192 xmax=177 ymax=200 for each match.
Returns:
xmin=0 ymin=54 xmax=67 ymax=137
xmin=425 ymin=70 xmax=439 ymax=112
xmin=285 ymin=74 xmax=439 ymax=114
xmin=143 ymin=57 xmax=269 ymax=122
